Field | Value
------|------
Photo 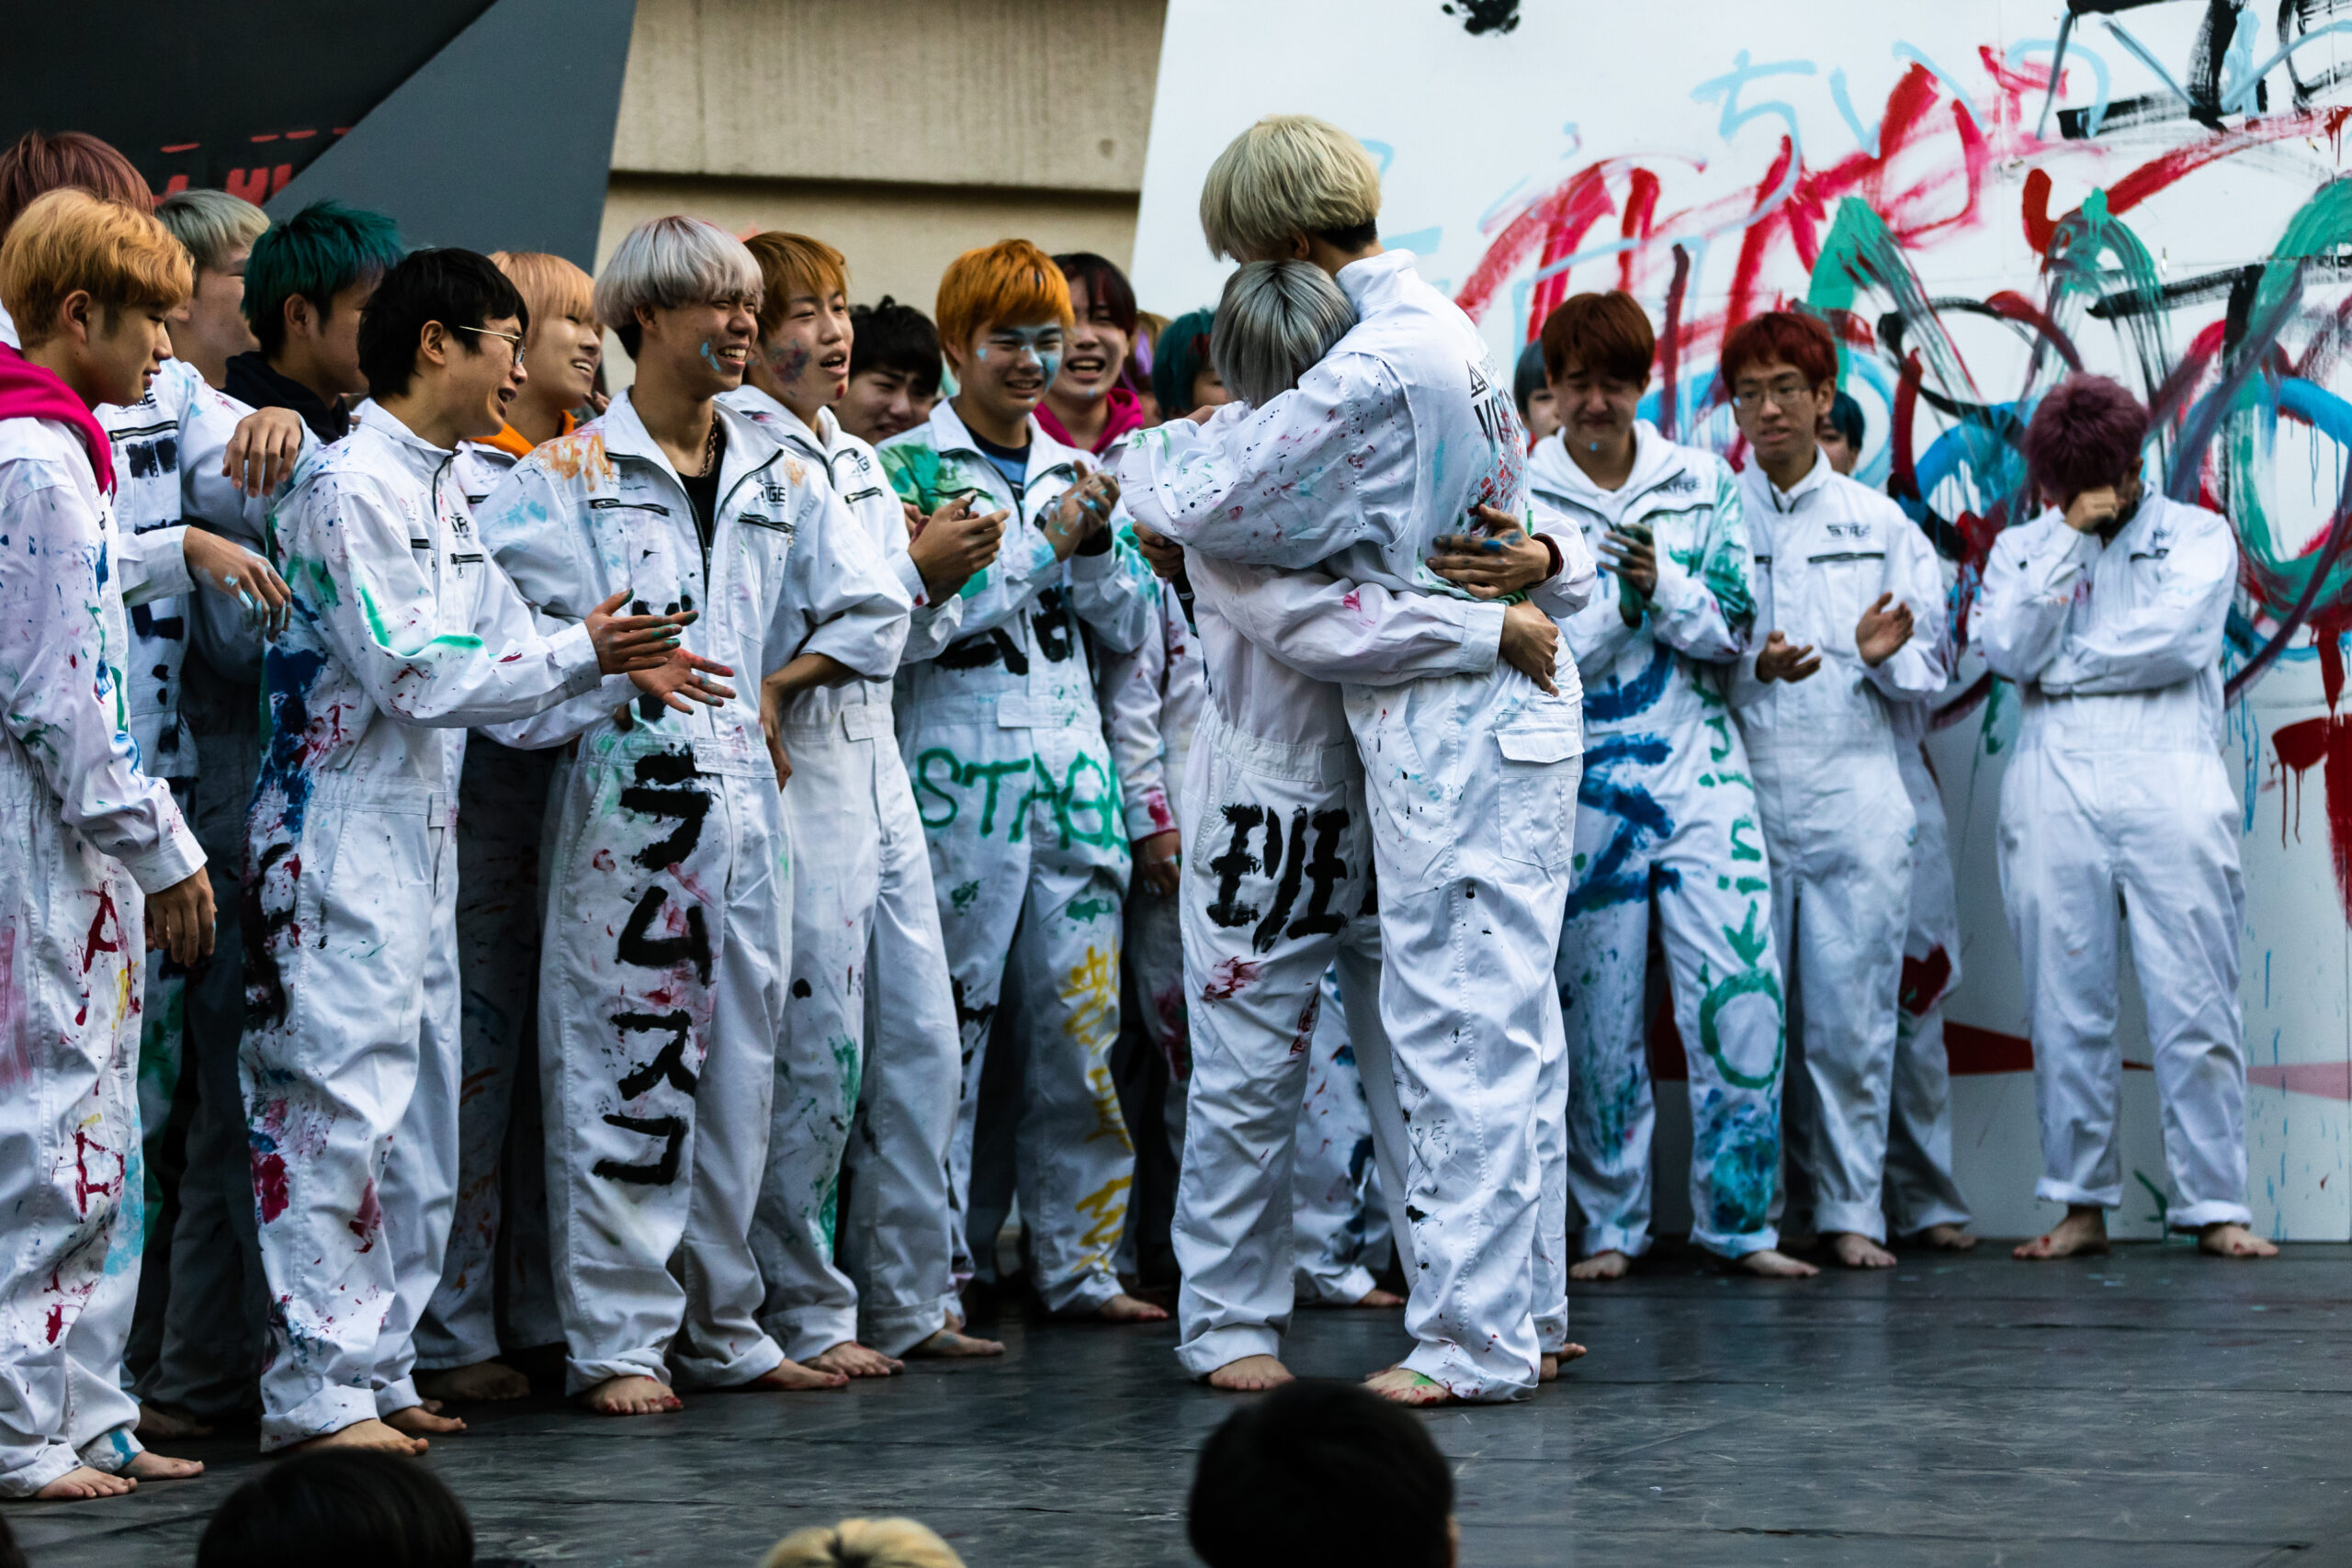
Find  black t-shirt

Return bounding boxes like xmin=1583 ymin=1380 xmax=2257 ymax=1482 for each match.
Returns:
xmin=681 ymin=421 xmax=727 ymax=565
xmin=969 ymin=428 xmax=1030 ymax=502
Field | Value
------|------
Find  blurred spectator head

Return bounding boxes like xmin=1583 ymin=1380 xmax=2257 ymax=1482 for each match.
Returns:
xmin=1150 ymin=306 xmax=1223 ymax=418
xmin=2023 ymin=373 xmax=2149 ymax=509
xmin=759 ymin=1517 xmax=965 ymax=1568
xmin=1189 ymin=1380 xmax=1456 ymax=1568
xmin=1514 ymin=338 xmax=1557 ymax=444
xmin=196 ymin=1449 xmax=475 ymax=1568
xmin=0 ymin=130 xmax=149 ymax=240
xmin=1819 ymin=389 xmax=1865 ymax=475
xmin=842 ymin=296 xmax=943 ymax=443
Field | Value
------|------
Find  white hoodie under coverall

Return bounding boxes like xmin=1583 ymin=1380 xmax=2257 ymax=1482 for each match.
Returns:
xmin=0 ymin=411 xmax=203 ymax=1493
xmin=1970 ymin=491 xmax=2249 ymax=1229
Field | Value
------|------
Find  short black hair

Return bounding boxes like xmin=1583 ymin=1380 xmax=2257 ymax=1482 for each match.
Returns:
xmin=1051 ymin=251 xmax=1137 ymax=337
xmin=1513 ymin=338 xmax=1547 ymax=419
xmin=1188 ymin=1381 xmax=1454 ymax=1568
xmin=1314 ymin=218 xmax=1381 ymax=253
xmin=1826 ymin=389 xmax=1865 ymax=449
xmin=196 ymin=1449 xmax=475 ymax=1568
xmin=357 ymin=248 xmax=528 ymax=400
xmin=848 ymin=296 xmax=943 ymax=397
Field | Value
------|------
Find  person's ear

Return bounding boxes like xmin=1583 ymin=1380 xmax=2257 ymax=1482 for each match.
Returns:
xmin=1286 ymin=232 xmax=1313 ymax=261
xmin=634 ymin=302 xmax=659 ymax=345
xmin=60 ymin=289 xmax=95 ymax=349
xmin=416 ymin=321 xmax=449 ymax=370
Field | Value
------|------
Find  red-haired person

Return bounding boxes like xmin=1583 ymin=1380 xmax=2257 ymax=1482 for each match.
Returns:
xmin=876 ymin=239 xmax=1166 ymax=1325
xmin=1723 ymin=310 xmax=1947 ymax=1271
xmin=1529 ymin=292 xmax=1814 ymax=1280
xmin=0 ymin=187 xmax=212 ymax=1498
xmin=1973 ymin=375 xmax=2272 ymax=1262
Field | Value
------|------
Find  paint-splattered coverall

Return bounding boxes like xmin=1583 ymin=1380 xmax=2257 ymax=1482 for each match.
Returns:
xmin=1114 ymin=248 xmax=1595 ymax=1399
xmin=1971 ymin=493 xmax=2249 ymax=1229
xmin=1731 ymin=456 xmax=1946 ymax=1244
xmin=481 ymin=393 xmax=905 ymax=1390
xmin=0 ymin=412 xmax=203 ymax=1493
xmin=241 ymin=402 xmax=624 ymax=1448
xmin=720 ymin=385 xmax=965 ymax=1359
xmin=1530 ymin=421 xmax=1787 ymax=1258
xmin=1292 ymin=967 xmax=1393 ymax=1305
xmin=877 ymin=400 xmax=1157 ymax=1314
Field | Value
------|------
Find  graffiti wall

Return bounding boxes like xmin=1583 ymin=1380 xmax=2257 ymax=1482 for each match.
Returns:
xmin=1133 ymin=0 xmax=2352 ymax=1239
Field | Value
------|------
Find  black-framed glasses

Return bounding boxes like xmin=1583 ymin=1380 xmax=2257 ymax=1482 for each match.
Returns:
xmin=457 ymin=324 xmax=526 ymax=366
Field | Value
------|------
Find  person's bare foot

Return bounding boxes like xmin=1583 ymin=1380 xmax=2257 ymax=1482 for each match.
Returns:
xmin=416 ymin=1360 xmax=531 ymax=1404
xmin=1736 ymin=1248 xmax=1820 ymax=1278
xmin=34 ymin=1466 xmax=135 ymax=1499
xmin=121 ymin=1451 xmax=203 ymax=1482
xmin=1914 ymin=1223 xmax=1977 ymax=1251
xmin=583 ymin=1374 xmax=684 ymax=1416
xmin=1207 ymin=1354 xmax=1293 ymax=1392
xmin=744 ymin=1359 xmax=850 ymax=1392
xmin=385 ymin=1405 xmax=466 ymax=1438
xmin=1363 ymin=1366 xmax=1455 ymax=1406
xmin=1569 ymin=1249 xmax=1630 ymax=1280
xmin=283 ymin=1417 xmax=427 ymax=1455
xmin=904 ymin=1327 xmax=1004 ymax=1359
xmin=1095 ymin=1292 xmax=1169 ymax=1324
xmin=1539 ymin=1341 xmax=1589 ymax=1382
xmin=134 ymin=1403 xmax=212 ymax=1440
xmin=2013 ymin=1205 xmax=2109 ymax=1259
xmin=1350 ymin=1287 xmax=1406 ymax=1307
xmin=2200 ymin=1221 xmax=2279 ymax=1258
xmin=810 ymin=1341 xmax=903 ymax=1378
xmin=1826 ymin=1232 xmax=1897 ymax=1269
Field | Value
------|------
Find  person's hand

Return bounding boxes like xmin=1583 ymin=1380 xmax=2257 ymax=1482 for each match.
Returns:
xmin=2063 ymin=486 xmax=2122 ymax=534
xmin=1133 ymin=829 xmax=1182 ymax=896
xmin=907 ymin=493 xmax=1008 ymax=599
xmin=1755 ymin=630 xmax=1821 ymax=682
xmin=759 ymin=678 xmax=795 ymax=788
xmin=1429 ymin=505 xmax=1553 ymax=599
xmin=902 ymin=500 xmax=928 ymax=538
xmin=1130 ymin=521 xmax=1185 ymax=581
xmin=1498 ymin=601 xmax=1560 ymax=694
xmin=1187 ymin=404 xmax=1218 ymax=424
xmin=1855 ymin=592 xmax=1915 ymax=668
xmin=146 ymin=869 xmax=216 ymax=966
xmin=629 ymin=649 xmax=736 ymax=714
xmin=1043 ymin=471 xmax=1120 ymax=558
xmin=183 ymin=528 xmax=292 ymax=634
xmin=585 ymin=590 xmax=698 ymax=675
xmin=221 ymin=405 xmax=305 ymax=497
xmin=1600 ymin=522 xmax=1658 ymax=598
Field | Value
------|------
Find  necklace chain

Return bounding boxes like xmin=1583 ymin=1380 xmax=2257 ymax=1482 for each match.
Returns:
xmin=697 ymin=412 xmax=721 ymax=477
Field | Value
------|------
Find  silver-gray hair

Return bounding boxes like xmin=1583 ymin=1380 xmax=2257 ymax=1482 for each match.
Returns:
xmin=1209 ymin=260 xmax=1358 ymax=407
xmin=593 ymin=215 xmax=763 ymax=356
xmin=154 ymin=189 xmax=269 ymax=273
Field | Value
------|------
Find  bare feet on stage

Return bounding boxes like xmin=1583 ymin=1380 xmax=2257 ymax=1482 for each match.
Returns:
xmin=2013 ymin=1206 xmax=2109 ymax=1260
xmin=2200 ymin=1222 xmax=2279 ymax=1258
xmin=810 ymin=1341 xmax=903 ymax=1378
xmin=122 ymin=1451 xmax=204 ymax=1482
xmin=1208 ymin=1354 xmax=1294 ymax=1392
xmin=134 ymin=1403 xmax=213 ymax=1440
xmin=1826 ymin=1232 xmax=1897 ymax=1269
xmin=1570 ymin=1249 xmax=1629 ymax=1280
xmin=1094 ymin=1293 xmax=1170 ymax=1324
xmin=905 ymin=1327 xmax=1005 ymax=1359
xmin=1351 ymin=1287 xmax=1406 ymax=1307
xmin=387 ymin=1405 xmax=467 ymax=1439
xmin=1539 ymin=1344 xmax=1589 ymax=1382
xmin=285 ymin=1417 xmax=429 ymax=1455
xmin=417 ymin=1359 xmax=532 ymax=1403
xmin=746 ymin=1359 xmax=851 ymax=1392
xmin=1736 ymin=1248 xmax=1820 ymax=1278
xmin=1363 ymin=1366 xmax=1455 ymax=1406
xmin=35 ymin=1467 xmax=136 ymax=1500
xmin=1913 ymin=1224 xmax=1977 ymax=1251
xmin=583 ymin=1374 xmax=684 ymax=1416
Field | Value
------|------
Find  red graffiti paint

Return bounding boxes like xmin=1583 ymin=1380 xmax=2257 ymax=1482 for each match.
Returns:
xmin=254 ymin=1150 xmax=290 ymax=1223
xmin=349 ymin=1179 xmax=382 ymax=1250
xmin=1201 ymin=957 xmax=1261 ymax=1001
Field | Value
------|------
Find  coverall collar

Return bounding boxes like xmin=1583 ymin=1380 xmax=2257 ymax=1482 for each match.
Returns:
xmin=603 ymin=385 xmax=783 ymax=503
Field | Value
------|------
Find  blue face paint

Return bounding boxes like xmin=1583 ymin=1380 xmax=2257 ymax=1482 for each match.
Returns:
xmin=700 ymin=341 xmax=728 ymax=375
xmin=987 ymin=324 xmax=1064 ymax=386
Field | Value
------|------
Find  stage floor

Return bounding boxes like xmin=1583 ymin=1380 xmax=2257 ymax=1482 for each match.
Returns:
xmin=26 ymin=1243 xmax=2352 ymax=1567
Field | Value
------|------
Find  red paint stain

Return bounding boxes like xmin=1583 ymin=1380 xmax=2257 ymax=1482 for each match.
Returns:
xmin=81 ymin=887 xmax=120 ymax=975
xmin=1201 ymin=957 xmax=1261 ymax=1001
xmin=1899 ymin=946 xmax=1953 ymax=1018
xmin=349 ymin=1179 xmax=382 ymax=1250
xmin=2268 ymin=717 xmax=2352 ymax=920
xmin=254 ymin=1150 xmax=290 ymax=1222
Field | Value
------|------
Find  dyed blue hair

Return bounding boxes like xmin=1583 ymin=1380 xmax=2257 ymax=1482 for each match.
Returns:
xmin=1827 ymin=389 xmax=1865 ymax=451
xmin=243 ymin=200 xmax=404 ymax=356
xmin=1153 ymin=307 xmax=1216 ymax=414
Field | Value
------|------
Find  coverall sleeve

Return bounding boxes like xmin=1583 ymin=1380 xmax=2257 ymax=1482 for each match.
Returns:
xmin=1647 ymin=462 xmax=1754 ymax=662
xmin=285 ymin=468 xmax=604 ymax=728
xmin=1097 ymin=592 xmax=1177 ymax=840
xmin=890 ymin=525 xmax=966 ymax=664
xmin=116 ymin=524 xmax=192 ymax=606
xmin=180 ymin=389 xmax=311 ymax=680
xmin=2039 ymin=507 xmax=2237 ymax=694
xmin=878 ymin=450 xmax=1066 ymax=652
xmin=470 ymin=554 xmax=639 ymax=750
xmin=776 ymin=483 xmax=913 ymax=679
xmin=1064 ymin=499 xmax=1160 ymax=657
xmin=1863 ymin=510 xmax=1952 ymax=703
xmin=1189 ymin=551 xmax=1503 ymax=686
xmin=1523 ymin=508 xmax=1599 ymax=621
xmin=1971 ymin=515 xmax=2097 ymax=683
xmin=0 ymin=469 xmax=202 ymax=892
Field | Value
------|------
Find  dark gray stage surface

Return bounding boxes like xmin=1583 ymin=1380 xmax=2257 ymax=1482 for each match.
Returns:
xmin=23 ymin=1244 xmax=2352 ymax=1566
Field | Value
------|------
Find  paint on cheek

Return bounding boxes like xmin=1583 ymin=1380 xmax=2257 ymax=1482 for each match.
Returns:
xmin=1041 ymin=352 xmax=1063 ymax=384
xmin=700 ymin=342 xmax=726 ymax=374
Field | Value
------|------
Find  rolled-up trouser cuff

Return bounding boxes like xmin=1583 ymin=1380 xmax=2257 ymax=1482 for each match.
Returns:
xmin=2035 ymin=1177 xmax=2121 ymax=1211
xmin=671 ymin=1334 xmax=786 ymax=1392
xmin=1577 ymin=1223 xmax=1655 ymax=1259
xmin=563 ymin=1350 xmax=673 ymax=1398
xmin=2169 ymin=1199 xmax=2254 ymax=1231
xmin=1810 ymin=1200 xmax=1889 ymax=1245
xmin=1402 ymin=1341 xmax=1534 ymax=1404
xmin=1691 ymin=1223 xmax=1781 ymax=1259
xmin=770 ymin=1304 xmax=862 ymax=1366
xmin=1175 ymin=1323 xmax=1281 ymax=1381
xmin=862 ymin=1297 xmax=952 ymax=1358
xmin=374 ymin=1376 xmax=424 ymax=1419
xmin=261 ymin=1384 xmax=379 ymax=1451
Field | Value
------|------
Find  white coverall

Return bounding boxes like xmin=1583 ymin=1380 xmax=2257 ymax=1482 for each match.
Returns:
xmin=1887 ymin=699 xmax=1972 ymax=1235
xmin=876 ymin=401 xmax=1157 ymax=1314
xmin=1118 ymin=252 xmax=1595 ymax=1397
xmin=1730 ymin=453 xmax=1946 ymax=1244
xmin=242 ymin=402 xmax=628 ymax=1448
xmin=0 ymin=412 xmax=204 ymax=1494
xmin=720 ymin=384 xmax=965 ymax=1360
xmin=1291 ymin=968 xmax=1394 ymax=1305
xmin=1970 ymin=491 xmax=2249 ymax=1228
xmin=478 ymin=393 xmax=907 ymax=1391
xmin=1531 ymin=423 xmax=1787 ymax=1259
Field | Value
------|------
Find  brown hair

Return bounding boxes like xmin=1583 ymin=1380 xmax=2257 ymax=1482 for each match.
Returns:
xmin=1539 ymin=290 xmax=1655 ymax=384
xmin=0 ymin=130 xmax=149 ymax=240
xmin=1718 ymin=309 xmax=1838 ymax=390
xmin=745 ymin=231 xmax=849 ymax=340
xmin=0 ymin=188 xmax=191 ymax=347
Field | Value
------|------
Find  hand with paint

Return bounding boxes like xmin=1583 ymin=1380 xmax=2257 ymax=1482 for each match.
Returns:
xmin=1498 ymin=600 xmax=1560 ymax=695
xmin=584 ymin=589 xmax=702 ymax=675
xmin=1600 ymin=520 xmax=1658 ymax=599
xmin=1429 ymin=505 xmax=1554 ymax=600
xmin=147 ymin=867 xmax=217 ymax=965
xmin=183 ymin=526 xmax=293 ymax=634
xmin=1129 ymin=521 xmax=1184 ymax=581
xmin=220 ymin=404 xmax=306 ymax=497
xmin=908 ymin=491 xmax=1009 ymax=600
xmin=1854 ymin=591 xmax=1915 ymax=668
xmin=1133 ymin=829 xmax=1182 ymax=897
xmin=1754 ymin=629 xmax=1822 ymax=683
xmin=1043 ymin=470 xmax=1119 ymax=559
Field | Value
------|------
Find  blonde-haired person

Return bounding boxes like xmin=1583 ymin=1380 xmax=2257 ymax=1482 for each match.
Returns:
xmin=1118 ymin=117 xmax=1598 ymax=1406
xmin=760 ymin=1517 xmax=965 ymax=1568
xmin=474 ymin=216 xmax=913 ymax=1416
xmin=0 ymin=187 xmax=212 ymax=1498
xmin=412 ymin=249 xmax=603 ymax=1409
xmin=875 ymin=238 xmax=1164 ymax=1325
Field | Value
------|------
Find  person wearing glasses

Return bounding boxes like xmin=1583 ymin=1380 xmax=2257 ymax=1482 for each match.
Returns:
xmin=1723 ymin=310 xmax=1947 ymax=1271
xmin=240 ymin=249 xmax=723 ymax=1455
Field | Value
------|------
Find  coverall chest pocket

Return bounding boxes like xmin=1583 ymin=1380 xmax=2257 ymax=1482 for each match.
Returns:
xmin=1495 ymin=719 xmax=1582 ymax=874
xmin=1804 ymin=550 xmax=1885 ymax=655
